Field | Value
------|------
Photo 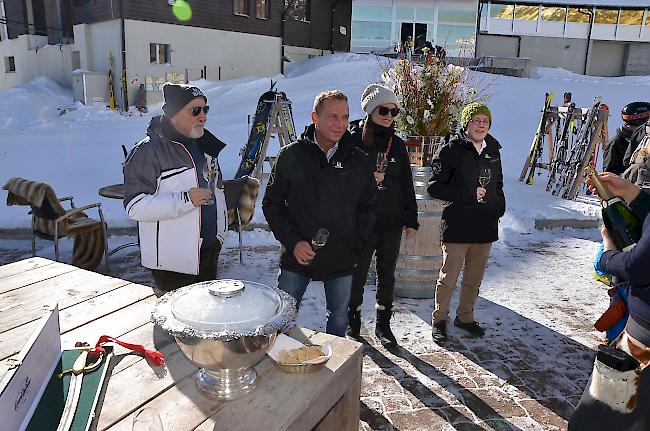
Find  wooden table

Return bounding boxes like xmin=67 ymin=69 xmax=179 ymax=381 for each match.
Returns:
xmin=0 ymin=258 xmax=363 ymax=431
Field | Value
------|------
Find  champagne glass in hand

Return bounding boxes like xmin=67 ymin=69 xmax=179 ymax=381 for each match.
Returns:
xmin=132 ymin=407 xmax=164 ymax=431
xmin=202 ymin=159 xmax=216 ymax=205
xmin=376 ymin=152 xmax=387 ymax=190
xmin=308 ymin=228 xmax=329 ymax=266
xmin=478 ymin=167 xmax=491 ymax=203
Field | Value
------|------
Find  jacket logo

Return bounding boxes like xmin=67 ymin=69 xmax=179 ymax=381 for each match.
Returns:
xmin=334 ymin=162 xmax=343 ymax=169
xmin=484 ymin=154 xmax=491 ymax=159
xmin=431 ymin=162 xmax=442 ymax=175
xmin=390 ymin=158 xmax=397 ymax=163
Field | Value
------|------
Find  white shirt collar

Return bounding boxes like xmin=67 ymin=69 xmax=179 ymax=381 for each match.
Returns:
xmin=315 ymin=135 xmax=339 ymax=162
xmin=475 ymin=140 xmax=487 ymax=155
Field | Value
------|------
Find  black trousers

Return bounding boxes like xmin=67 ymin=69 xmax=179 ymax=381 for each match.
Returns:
xmin=350 ymin=229 xmax=402 ymax=310
xmin=151 ymin=241 xmax=222 ymax=292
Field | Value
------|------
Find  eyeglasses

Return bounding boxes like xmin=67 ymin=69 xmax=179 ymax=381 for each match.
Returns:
xmin=470 ymin=118 xmax=490 ymax=126
xmin=377 ymin=106 xmax=400 ymax=117
xmin=191 ymin=106 xmax=210 ymax=116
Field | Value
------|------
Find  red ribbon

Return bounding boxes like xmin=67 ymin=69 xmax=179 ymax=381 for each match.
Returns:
xmin=89 ymin=335 xmax=166 ymax=367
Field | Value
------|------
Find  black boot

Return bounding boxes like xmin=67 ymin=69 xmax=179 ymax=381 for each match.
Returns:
xmin=347 ymin=309 xmax=361 ymax=339
xmin=375 ymin=307 xmax=398 ymax=348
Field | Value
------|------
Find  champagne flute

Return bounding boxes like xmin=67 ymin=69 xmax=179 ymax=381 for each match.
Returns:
xmin=376 ymin=152 xmax=387 ymax=190
xmin=478 ymin=167 xmax=491 ymax=203
xmin=308 ymin=228 xmax=329 ymax=266
xmin=202 ymin=158 xmax=216 ymax=205
xmin=132 ymin=407 xmax=164 ymax=431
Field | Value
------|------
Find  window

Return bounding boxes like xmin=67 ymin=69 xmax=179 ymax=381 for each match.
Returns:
xmin=567 ymin=8 xmax=591 ymax=23
xmin=234 ymin=0 xmax=249 ymax=16
xmin=515 ymin=5 xmax=538 ymax=21
xmin=396 ymin=6 xmax=414 ymax=21
xmin=541 ymin=6 xmax=566 ymax=22
xmin=415 ymin=7 xmax=434 ymax=21
xmin=149 ymin=43 xmax=170 ymax=64
xmin=437 ymin=24 xmax=475 ymax=54
xmin=352 ymin=5 xmax=392 ymax=21
xmin=351 ymin=21 xmax=391 ymax=41
xmin=4 ymin=56 xmax=16 ymax=73
xmin=490 ymin=5 xmax=514 ymax=20
xmin=594 ymin=8 xmax=618 ymax=24
xmin=286 ymin=0 xmax=309 ymax=22
xmin=438 ymin=9 xmax=476 ymax=24
xmin=255 ymin=0 xmax=269 ymax=19
xmin=619 ymin=9 xmax=644 ymax=26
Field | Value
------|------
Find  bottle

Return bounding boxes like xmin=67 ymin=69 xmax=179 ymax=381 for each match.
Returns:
xmin=585 ymin=166 xmax=642 ymax=251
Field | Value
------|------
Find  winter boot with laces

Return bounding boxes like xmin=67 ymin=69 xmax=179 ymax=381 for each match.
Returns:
xmin=375 ymin=305 xmax=398 ymax=348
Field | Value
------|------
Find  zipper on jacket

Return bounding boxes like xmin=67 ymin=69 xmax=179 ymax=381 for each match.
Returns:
xmin=156 ymin=221 xmax=160 ymax=267
xmin=173 ymin=139 xmax=202 ymax=274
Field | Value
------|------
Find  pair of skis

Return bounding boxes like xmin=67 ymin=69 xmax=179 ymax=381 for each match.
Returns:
xmin=559 ymin=96 xmax=603 ymax=199
xmin=546 ymin=102 xmax=576 ymax=193
xmin=520 ymin=93 xmax=555 ymax=185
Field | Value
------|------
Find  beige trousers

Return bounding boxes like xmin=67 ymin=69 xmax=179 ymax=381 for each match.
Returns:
xmin=432 ymin=242 xmax=492 ymax=325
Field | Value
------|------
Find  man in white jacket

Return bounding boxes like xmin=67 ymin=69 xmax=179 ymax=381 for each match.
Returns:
xmin=123 ymin=83 xmax=227 ymax=291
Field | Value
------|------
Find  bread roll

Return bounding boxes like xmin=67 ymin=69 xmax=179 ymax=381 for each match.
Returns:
xmin=277 ymin=346 xmax=324 ymax=364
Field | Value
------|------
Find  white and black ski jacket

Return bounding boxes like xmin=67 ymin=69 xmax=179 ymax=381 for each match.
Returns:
xmin=123 ymin=116 xmax=227 ymax=275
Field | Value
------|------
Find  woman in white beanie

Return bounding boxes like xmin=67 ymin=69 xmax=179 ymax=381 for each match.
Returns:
xmin=347 ymin=83 xmax=419 ymax=348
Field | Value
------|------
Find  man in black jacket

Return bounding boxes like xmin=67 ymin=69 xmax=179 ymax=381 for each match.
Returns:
xmin=262 ymin=90 xmax=377 ymax=336
xmin=428 ymin=102 xmax=505 ymax=342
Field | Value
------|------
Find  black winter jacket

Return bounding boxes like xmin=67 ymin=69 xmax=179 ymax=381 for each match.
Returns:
xmin=262 ymin=124 xmax=377 ymax=280
xmin=603 ymin=125 xmax=635 ymax=175
xmin=349 ymin=118 xmax=419 ymax=233
xmin=427 ymin=132 xmax=505 ymax=243
xmin=623 ymin=123 xmax=649 ymax=169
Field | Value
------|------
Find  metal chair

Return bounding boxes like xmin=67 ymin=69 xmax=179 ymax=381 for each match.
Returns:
xmin=3 ymin=177 xmax=110 ymax=272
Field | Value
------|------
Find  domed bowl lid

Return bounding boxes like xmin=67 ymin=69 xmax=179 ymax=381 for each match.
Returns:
xmin=151 ymin=279 xmax=297 ymax=341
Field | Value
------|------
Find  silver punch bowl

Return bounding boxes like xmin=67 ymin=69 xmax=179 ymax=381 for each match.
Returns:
xmin=151 ymin=279 xmax=296 ymax=399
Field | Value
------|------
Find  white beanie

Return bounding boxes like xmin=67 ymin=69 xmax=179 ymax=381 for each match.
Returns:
xmin=361 ymin=84 xmax=400 ymax=115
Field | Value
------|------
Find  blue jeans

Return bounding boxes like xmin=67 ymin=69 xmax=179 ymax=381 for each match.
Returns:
xmin=277 ymin=269 xmax=352 ymax=337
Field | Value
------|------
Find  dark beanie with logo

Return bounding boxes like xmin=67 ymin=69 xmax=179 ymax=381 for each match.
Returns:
xmin=161 ymin=82 xmax=207 ymax=118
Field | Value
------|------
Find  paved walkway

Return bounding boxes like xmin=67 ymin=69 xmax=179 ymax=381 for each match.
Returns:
xmin=0 ymin=227 xmax=606 ymax=430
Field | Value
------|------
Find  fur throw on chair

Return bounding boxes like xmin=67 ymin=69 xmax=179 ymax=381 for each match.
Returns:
xmin=3 ymin=177 xmax=107 ymax=271
xmin=223 ymin=176 xmax=260 ymax=232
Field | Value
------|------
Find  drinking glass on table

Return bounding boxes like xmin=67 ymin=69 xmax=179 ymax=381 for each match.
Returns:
xmin=478 ymin=167 xmax=491 ymax=203
xmin=132 ymin=407 xmax=164 ymax=431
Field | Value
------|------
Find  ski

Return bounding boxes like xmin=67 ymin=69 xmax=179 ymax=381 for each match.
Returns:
xmin=561 ymin=96 xmax=603 ymax=199
xmin=520 ymin=92 xmax=555 ymax=184
xmin=547 ymin=102 xmax=576 ymax=192
xmin=235 ymin=89 xmax=277 ymax=179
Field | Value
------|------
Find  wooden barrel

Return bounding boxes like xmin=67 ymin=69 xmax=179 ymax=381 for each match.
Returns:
xmin=394 ymin=166 xmax=443 ymax=299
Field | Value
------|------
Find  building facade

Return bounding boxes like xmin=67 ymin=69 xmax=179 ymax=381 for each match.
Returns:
xmin=350 ymin=0 xmax=479 ymax=57
xmin=477 ymin=1 xmax=650 ymax=76
xmin=1 ymin=0 xmax=352 ymax=104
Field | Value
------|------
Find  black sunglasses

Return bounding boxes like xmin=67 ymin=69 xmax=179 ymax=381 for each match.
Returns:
xmin=377 ymin=106 xmax=400 ymax=117
xmin=191 ymin=105 xmax=210 ymax=116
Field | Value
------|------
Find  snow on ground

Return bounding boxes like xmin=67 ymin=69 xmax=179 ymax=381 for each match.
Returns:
xmin=2 ymin=54 xmax=646 ymax=429
xmin=4 ymin=54 xmax=649 ymax=231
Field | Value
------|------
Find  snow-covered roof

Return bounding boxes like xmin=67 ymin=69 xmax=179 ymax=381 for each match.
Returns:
xmin=502 ymin=0 xmax=649 ymax=8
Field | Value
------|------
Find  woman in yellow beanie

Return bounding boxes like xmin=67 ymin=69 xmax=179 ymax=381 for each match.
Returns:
xmin=427 ymin=102 xmax=505 ymax=343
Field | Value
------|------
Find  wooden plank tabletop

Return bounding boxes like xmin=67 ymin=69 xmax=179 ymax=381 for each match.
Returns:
xmin=0 ymin=258 xmax=363 ymax=431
